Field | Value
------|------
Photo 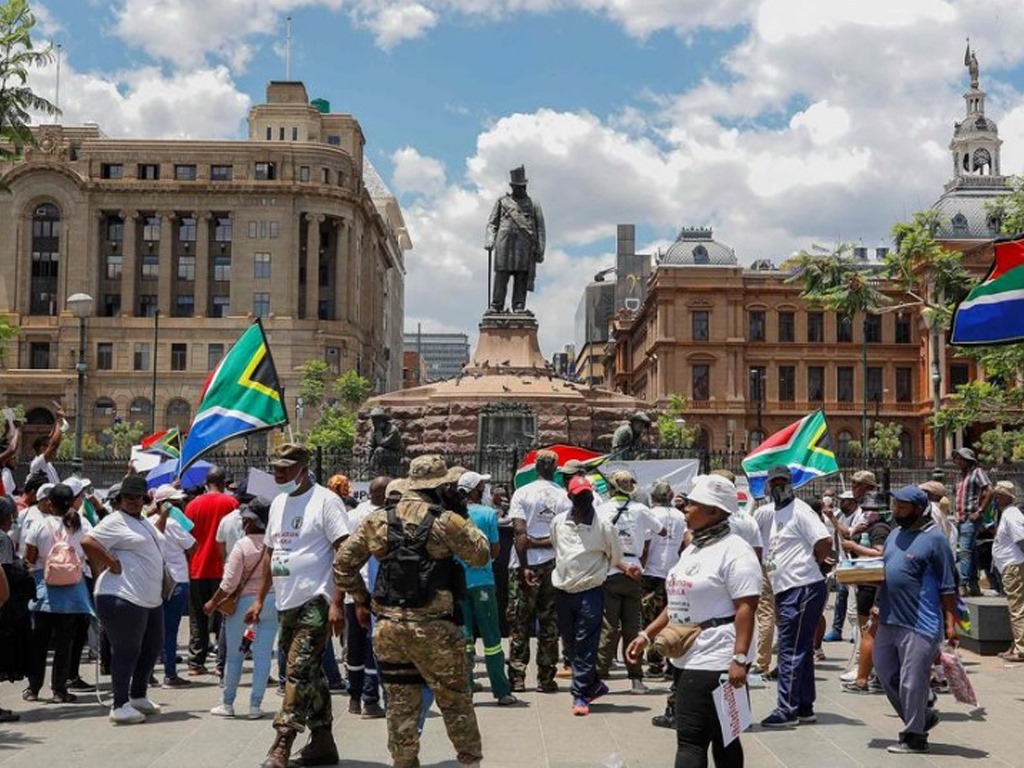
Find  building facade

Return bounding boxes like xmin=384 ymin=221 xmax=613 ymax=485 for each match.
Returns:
xmin=0 ymin=81 xmax=410 ymax=450
xmin=401 ymin=331 xmax=470 ymax=382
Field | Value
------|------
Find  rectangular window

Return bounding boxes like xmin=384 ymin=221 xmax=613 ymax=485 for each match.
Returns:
xmin=279 ymin=126 xmax=285 ymax=141
xmin=269 ymin=221 xmax=279 ymax=238
xmin=779 ymin=365 xmax=796 ymax=401
xmin=808 ymin=366 xmax=825 ymax=401
xmin=692 ymin=311 xmax=709 ymax=342
xmin=292 ymin=126 xmax=298 ymax=141
xmin=105 ymin=254 xmax=123 ymax=280
xmin=322 ymin=167 xmax=330 ymax=184
xmin=692 ymin=364 xmax=710 ymax=401
xmin=895 ymin=314 xmax=912 ymax=344
xmin=174 ymin=164 xmax=197 ymax=181
xmin=214 ymin=216 xmax=232 ymax=242
xmin=807 ymin=312 xmax=824 ymax=343
xmin=211 ymin=295 xmax=230 ymax=318
xmin=138 ymin=163 xmax=160 ymax=180
xmin=867 ymin=366 xmax=884 ymax=401
xmin=106 ymin=217 xmax=124 ymax=242
xmin=837 ymin=313 xmax=853 ymax=342
xmin=178 ymin=217 xmax=197 ymax=242
xmin=865 ymin=314 xmax=883 ymax=343
xmin=102 ymin=294 xmax=121 ymax=317
xmin=837 ymin=366 xmax=854 ymax=402
xmin=299 ymin=165 xmax=310 ymax=182
xmin=248 ymin=220 xmax=257 ymax=239
xmin=170 ymin=343 xmax=187 ymax=371
xmin=254 ymin=162 xmax=276 ymax=181
xmin=208 ymin=343 xmax=224 ymax=369
xmin=213 ymin=255 xmax=231 ymax=282
xmin=133 ymin=342 xmax=150 ymax=371
xmin=749 ymin=366 xmax=766 ymax=401
xmin=748 ymin=310 xmax=766 ymax=342
xmin=100 ymin=163 xmax=123 ymax=179
xmin=29 ymin=342 xmax=50 ymax=369
xmin=210 ymin=164 xmax=233 ymax=181
xmin=142 ymin=215 xmax=161 ymax=241
xmin=253 ymin=292 xmax=270 ymax=318
xmin=265 ymin=126 xmax=272 ymax=140
xmin=337 ymin=172 xmax=345 ymax=187
xmin=254 ymin=252 xmax=271 ymax=279
xmin=896 ymin=367 xmax=913 ymax=403
xmin=141 ymin=253 xmax=159 ymax=279
xmin=177 ymin=255 xmax=196 ymax=281
xmin=138 ymin=295 xmax=157 ymax=318
xmin=327 ymin=135 xmax=341 ymax=146
xmin=949 ymin=363 xmax=970 ymax=390
xmin=778 ymin=311 xmax=795 ymax=343
xmin=97 ymin=342 xmax=113 ymax=371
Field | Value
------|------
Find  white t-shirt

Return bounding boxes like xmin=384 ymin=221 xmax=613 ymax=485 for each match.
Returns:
xmin=993 ymin=504 xmax=1024 ymax=572
xmin=266 ymin=484 xmax=350 ymax=610
xmin=667 ymin=534 xmax=762 ymax=670
xmin=1 ymin=467 xmax=14 ymax=496
xmin=15 ymin=505 xmax=44 ymax=557
xmin=728 ymin=512 xmax=763 ymax=553
xmin=644 ymin=505 xmax=687 ymax=579
xmin=90 ymin=512 xmax=166 ymax=609
xmin=344 ymin=499 xmax=378 ymax=604
xmin=596 ymin=497 xmax=662 ymax=576
xmin=25 ymin=514 xmax=92 ymax=576
xmin=29 ymin=454 xmax=60 ymax=484
xmin=763 ymin=498 xmax=830 ymax=593
xmin=216 ymin=509 xmax=245 ymax=559
xmin=150 ymin=513 xmax=196 ymax=583
xmin=508 ymin=479 xmax=569 ymax=568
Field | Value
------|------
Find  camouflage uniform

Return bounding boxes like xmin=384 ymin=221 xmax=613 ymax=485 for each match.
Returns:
xmin=640 ymin=575 xmax=668 ymax=672
xmin=506 ymin=559 xmax=559 ymax=686
xmin=274 ymin=597 xmax=332 ymax=732
xmin=334 ymin=489 xmax=489 ymax=768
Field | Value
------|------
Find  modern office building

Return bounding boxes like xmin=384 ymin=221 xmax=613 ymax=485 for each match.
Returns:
xmin=401 ymin=331 xmax=470 ymax=383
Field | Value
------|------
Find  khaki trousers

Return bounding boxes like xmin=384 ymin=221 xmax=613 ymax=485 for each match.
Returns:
xmin=755 ymin=566 xmax=776 ymax=672
xmin=1002 ymin=562 xmax=1024 ymax=656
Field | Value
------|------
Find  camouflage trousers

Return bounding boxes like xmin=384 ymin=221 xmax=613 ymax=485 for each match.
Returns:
xmin=374 ymin=616 xmax=483 ymax=768
xmin=274 ymin=596 xmax=332 ymax=733
xmin=640 ymin=576 xmax=667 ymax=670
xmin=598 ymin=572 xmax=643 ymax=679
xmin=506 ymin=559 xmax=559 ymax=686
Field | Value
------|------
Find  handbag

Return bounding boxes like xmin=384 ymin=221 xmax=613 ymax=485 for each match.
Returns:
xmin=216 ymin=547 xmax=266 ymax=617
xmin=141 ymin=515 xmax=178 ymax=602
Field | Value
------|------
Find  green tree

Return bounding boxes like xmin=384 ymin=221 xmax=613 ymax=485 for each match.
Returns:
xmin=986 ymin=175 xmax=1024 ymax=236
xmin=975 ymin=428 xmax=1024 ymax=465
xmin=102 ymin=420 xmax=145 ymax=457
xmin=0 ymin=0 xmax=59 ymax=179
xmin=867 ymin=421 xmax=902 ymax=463
xmin=306 ymin=405 xmax=356 ymax=454
xmin=656 ymin=394 xmax=700 ymax=448
xmin=0 ymin=314 xmax=17 ymax=366
xmin=335 ymin=369 xmax=372 ymax=410
xmin=296 ymin=362 xmax=371 ymax=454
xmin=298 ymin=359 xmax=330 ymax=412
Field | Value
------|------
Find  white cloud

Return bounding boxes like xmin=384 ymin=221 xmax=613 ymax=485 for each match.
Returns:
xmin=790 ymin=101 xmax=851 ymax=146
xmin=355 ymin=3 xmax=438 ymax=49
xmin=391 ymin=147 xmax=447 ymax=196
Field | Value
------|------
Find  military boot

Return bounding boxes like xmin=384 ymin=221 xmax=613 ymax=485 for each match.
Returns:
xmin=261 ymin=727 xmax=297 ymax=768
xmin=288 ymin=726 xmax=339 ymax=766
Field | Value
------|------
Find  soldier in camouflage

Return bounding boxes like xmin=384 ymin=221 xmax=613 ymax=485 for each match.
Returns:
xmin=334 ymin=455 xmax=490 ymax=768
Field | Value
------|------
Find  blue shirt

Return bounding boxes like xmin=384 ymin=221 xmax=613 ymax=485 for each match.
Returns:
xmin=878 ymin=523 xmax=956 ymax=641
xmin=458 ymin=503 xmax=499 ymax=589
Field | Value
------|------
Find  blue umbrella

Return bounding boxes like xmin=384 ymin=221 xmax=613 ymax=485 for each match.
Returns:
xmin=146 ymin=458 xmax=212 ymax=491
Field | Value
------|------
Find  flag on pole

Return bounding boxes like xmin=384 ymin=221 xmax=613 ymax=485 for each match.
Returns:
xmin=140 ymin=428 xmax=181 ymax=459
xmin=514 ymin=445 xmax=605 ymax=489
xmin=741 ymin=410 xmax=839 ymax=499
xmin=179 ymin=321 xmax=288 ymax=473
xmin=951 ymin=235 xmax=1024 ymax=346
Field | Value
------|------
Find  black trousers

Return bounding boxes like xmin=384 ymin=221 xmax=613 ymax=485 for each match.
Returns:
xmin=674 ymin=668 xmax=744 ymax=768
xmin=491 ymin=270 xmax=529 ymax=312
xmin=28 ymin=612 xmax=77 ymax=695
xmin=187 ymin=577 xmax=221 ymax=669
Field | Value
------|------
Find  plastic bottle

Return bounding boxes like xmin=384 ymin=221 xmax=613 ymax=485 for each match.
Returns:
xmin=240 ymin=624 xmax=255 ymax=654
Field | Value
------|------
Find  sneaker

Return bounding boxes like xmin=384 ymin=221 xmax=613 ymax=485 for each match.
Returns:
xmin=130 ymin=698 xmax=161 ymax=715
xmin=571 ymin=697 xmax=589 ymax=716
xmin=867 ymin=676 xmax=884 ymax=694
xmin=763 ymin=668 xmax=779 ymax=681
xmin=48 ymin=691 xmax=78 ymax=704
xmin=924 ymin=710 xmax=940 ymax=732
xmin=555 ymin=665 xmax=573 ymax=679
xmin=536 ymin=680 xmax=559 ymax=693
xmin=496 ymin=694 xmax=519 ymax=706
xmin=887 ymin=739 xmax=929 ymax=754
xmin=162 ymin=676 xmax=191 ymax=689
xmin=361 ymin=701 xmax=385 ymax=719
xmin=510 ymin=680 xmax=526 ymax=693
xmin=586 ymin=682 xmax=609 ymax=703
xmin=186 ymin=666 xmax=209 ymax=677
xmin=822 ymin=630 xmax=844 ymax=642
xmin=760 ymin=710 xmax=798 ymax=728
xmin=109 ymin=703 xmax=146 ymax=724
xmin=248 ymin=707 xmax=265 ymax=720
xmin=797 ymin=708 xmax=817 ymax=724
xmin=67 ymin=677 xmax=95 ymax=692
xmin=841 ymin=681 xmax=872 ymax=694
xmin=209 ymin=703 xmax=235 ymax=717
xmin=1000 ymin=650 xmax=1024 ymax=662
xmin=651 ymin=713 xmax=674 ymax=729
xmin=348 ymin=699 xmax=362 ymax=715
xmin=839 ymin=669 xmax=858 ymax=683
xmin=630 ymin=679 xmax=650 ymax=695
xmin=814 ymin=648 xmax=827 ymax=662
xmin=276 ymin=684 xmax=285 ymax=697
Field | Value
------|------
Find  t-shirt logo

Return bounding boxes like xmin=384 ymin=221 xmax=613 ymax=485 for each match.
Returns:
xmin=684 ymin=562 xmax=701 ymax=576
xmin=291 ymin=516 xmax=302 ymax=530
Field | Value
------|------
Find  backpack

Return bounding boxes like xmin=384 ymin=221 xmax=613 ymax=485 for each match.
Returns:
xmin=44 ymin=521 xmax=83 ymax=587
xmin=373 ymin=502 xmax=458 ymax=610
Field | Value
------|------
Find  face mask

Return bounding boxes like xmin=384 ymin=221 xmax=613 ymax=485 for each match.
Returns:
xmin=769 ymin=484 xmax=794 ymax=507
xmin=277 ymin=477 xmax=300 ymax=495
xmin=896 ymin=510 xmax=923 ymax=529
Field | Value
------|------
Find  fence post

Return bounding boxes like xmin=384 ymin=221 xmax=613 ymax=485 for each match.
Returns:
xmin=315 ymin=446 xmax=323 ymax=485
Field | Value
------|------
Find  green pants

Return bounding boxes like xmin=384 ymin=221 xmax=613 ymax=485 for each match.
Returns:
xmin=598 ymin=572 xmax=643 ymax=679
xmin=641 ymin=575 xmax=667 ymax=670
xmin=274 ymin=596 xmax=332 ymax=733
xmin=506 ymin=560 xmax=558 ymax=686
xmin=461 ymin=584 xmax=511 ymax=699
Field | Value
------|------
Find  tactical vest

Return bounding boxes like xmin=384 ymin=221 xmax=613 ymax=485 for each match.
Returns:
xmin=373 ymin=503 xmax=459 ymax=610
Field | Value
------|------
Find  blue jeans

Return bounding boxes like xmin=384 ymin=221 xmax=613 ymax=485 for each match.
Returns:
xmin=554 ymin=586 xmax=605 ymax=700
xmin=162 ymin=582 xmax=189 ymax=680
xmin=831 ymin=583 xmax=849 ymax=634
xmin=223 ymin=593 xmax=278 ymax=710
xmin=345 ymin=603 xmax=380 ymax=705
xmin=774 ymin=580 xmax=827 ymax=718
xmin=958 ymin=519 xmax=979 ymax=591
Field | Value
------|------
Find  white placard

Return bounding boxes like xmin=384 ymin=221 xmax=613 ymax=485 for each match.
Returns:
xmin=712 ymin=680 xmax=752 ymax=747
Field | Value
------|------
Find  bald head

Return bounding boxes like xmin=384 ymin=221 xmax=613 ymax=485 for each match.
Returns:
xmin=369 ymin=476 xmax=391 ymax=506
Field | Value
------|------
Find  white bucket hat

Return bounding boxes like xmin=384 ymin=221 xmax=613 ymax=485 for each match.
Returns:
xmin=686 ymin=474 xmax=738 ymax=516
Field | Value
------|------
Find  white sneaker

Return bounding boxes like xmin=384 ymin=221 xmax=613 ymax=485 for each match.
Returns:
xmin=130 ymin=697 xmax=161 ymax=715
xmin=840 ymin=670 xmax=858 ymax=683
xmin=209 ymin=703 xmax=235 ymax=717
xmin=248 ymin=707 xmax=265 ymax=720
xmin=109 ymin=703 xmax=146 ymax=724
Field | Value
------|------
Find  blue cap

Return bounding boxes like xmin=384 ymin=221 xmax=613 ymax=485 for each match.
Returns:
xmin=891 ymin=485 xmax=928 ymax=509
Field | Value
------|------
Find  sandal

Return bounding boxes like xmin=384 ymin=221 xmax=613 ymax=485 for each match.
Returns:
xmin=21 ymin=689 xmax=38 ymax=702
xmin=0 ymin=708 xmax=19 ymax=722
xmin=48 ymin=691 xmax=78 ymax=704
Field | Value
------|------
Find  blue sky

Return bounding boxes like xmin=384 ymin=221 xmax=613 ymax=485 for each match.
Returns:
xmin=32 ymin=1 xmax=1024 ymax=353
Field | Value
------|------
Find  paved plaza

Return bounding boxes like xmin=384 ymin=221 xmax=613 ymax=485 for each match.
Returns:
xmin=0 ymin=627 xmax=1017 ymax=768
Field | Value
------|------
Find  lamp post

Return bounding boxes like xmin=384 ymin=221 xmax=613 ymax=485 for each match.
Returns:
xmin=151 ymin=309 xmax=160 ymax=433
xmin=749 ymin=368 xmax=764 ymax=448
xmin=67 ymin=292 xmax=94 ymax=475
xmin=861 ymin=316 xmax=869 ymax=457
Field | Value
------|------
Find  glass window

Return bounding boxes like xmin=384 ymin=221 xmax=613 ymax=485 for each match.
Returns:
xmin=100 ymin=163 xmax=123 ymax=179
xmin=692 ymin=311 xmax=709 ymax=342
xmin=749 ymin=366 xmax=766 ymax=401
xmin=748 ymin=310 xmax=765 ymax=342
xmin=265 ymin=126 xmax=272 ymax=140
xmin=299 ymin=166 xmax=310 ymax=182
xmin=248 ymin=220 xmax=257 ymax=239
xmin=170 ymin=343 xmax=187 ymax=371
xmin=279 ymin=126 xmax=285 ymax=141
xmin=867 ymin=366 xmax=883 ymax=401
xmin=29 ymin=203 xmax=60 ymax=316
xmin=327 ymin=135 xmax=341 ymax=146
xmin=29 ymin=342 xmax=50 ymax=369
xmin=177 ymin=255 xmax=196 ymax=281
xmin=173 ymin=294 xmax=194 ymax=318
xmin=106 ymin=216 xmax=124 ymax=242
xmin=254 ymin=162 xmax=276 ymax=181
xmin=896 ymin=367 xmax=913 ymax=403
xmin=837 ymin=313 xmax=853 ymax=342
xmin=97 ymin=342 xmax=113 ymax=370
xmin=807 ymin=312 xmax=824 ymax=343
xmin=138 ymin=295 xmax=157 ymax=317
xmin=214 ymin=216 xmax=232 ymax=242
xmin=211 ymin=295 xmax=229 ymax=318
xmin=253 ymin=292 xmax=270 ymax=318
xmin=141 ymin=253 xmax=159 ymax=279
xmin=178 ymin=216 xmax=197 ymax=242
xmin=292 ymin=126 xmax=298 ymax=141
xmin=208 ymin=343 xmax=224 ymax=369
xmin=166 ymin=399 xmax=191 ymax=431
xmin=692 ymin=364 xmax=710 ymax=400
xmin=779 ymin=365 xmax=796 ymax=401
xmin=837 ymin=366 xmax=854 ymax=402
xmin=133 ymin=342 xmax=150 ymax=371
xmin=94 ymin=397 xmax=116 ymax=420
xmin=322 ymin=167 xmax=330 ymax=184
xmin=129 ymin=397 xmax=152 ymax=419
xmin=210 ymin=165 xmax=233 ymax=181
xmin=778 ymin=311 xmax=795 ymax=343
xmin=808 ymin=366 xmax=824 ymax=401
xmin=254 ymin=252 xmax=271 ymax=279
xmin=102 ymin=294 xmax=121 ymax=317
xmin=865 ymin=314 xmax=882 ymax=343
xmin=213 ymin=255 xmax=231 ymax=282
xmin=949 ymin=363 xmax=970 ymax=390
xmin=174 ymin=164 xmax=197 ymax=181
xmin=142 ymin=215 xmax=161 ymax=241
xmin=137 ymin=164 xmax=160 ymax=180
xmin=105 ymin=254 xmax=123 ymax=280
xmin=837 ymin=430 xmax=854 ymax=456
xmin=895 ymin=313 xmax=912 ymax=344
xmin=269 ymin=222 xmax=279 ymax=238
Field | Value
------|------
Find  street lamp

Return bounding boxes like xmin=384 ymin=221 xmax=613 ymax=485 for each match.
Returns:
xmin=749 ymin=368 xmax=764 ymax=448
xmin=67 ymin=292 xmax=94 ymax=474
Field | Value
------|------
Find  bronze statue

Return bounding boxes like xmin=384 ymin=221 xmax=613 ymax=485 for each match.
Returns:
xmin=965 ymin=41 xmax=980 ymax=89
xmin=485 ymin=165 xmax=546 ymax=313
xmin=366 ymin=406 xmax=403 ymax=477
xmin=611 ymin=411 xmax=651 ymax=460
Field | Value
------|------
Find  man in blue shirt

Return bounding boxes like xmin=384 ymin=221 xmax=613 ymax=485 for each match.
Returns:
xmin=457 ymin=471 xmax=518 ymax=706
xmin=874 ymin=485 xmax=957 ymax=755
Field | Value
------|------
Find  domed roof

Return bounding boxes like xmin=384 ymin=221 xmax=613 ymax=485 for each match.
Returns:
xmin=954 ymin=115 xmax=998 ymax=137
xmin=661 ymin=227 xmax=737 ymax=266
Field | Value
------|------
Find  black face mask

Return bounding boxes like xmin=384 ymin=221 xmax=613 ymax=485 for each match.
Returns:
xmin=439 ymin=485 xmax=467 ymax=517
xmin=895 ymin=509 xmax=924 ymax=529
xmin=769 ymin=484 xmax=795 ymax=507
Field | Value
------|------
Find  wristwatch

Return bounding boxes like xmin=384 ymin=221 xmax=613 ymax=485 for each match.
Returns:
xmin=730 ymin=653 xmax=748 ymax=666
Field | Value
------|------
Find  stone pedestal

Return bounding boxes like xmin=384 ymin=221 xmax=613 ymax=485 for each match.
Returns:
xmin=956 ymin=596 xmax=1012 ymax=655
xmin=467 ymin=312 xmax=550 ymax=375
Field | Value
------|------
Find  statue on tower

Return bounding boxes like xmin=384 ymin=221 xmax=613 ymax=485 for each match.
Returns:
xmin=484 ymin=165 xmax=546 ymax=314
xmin=965 ymin=41 xmax=980 ymax=89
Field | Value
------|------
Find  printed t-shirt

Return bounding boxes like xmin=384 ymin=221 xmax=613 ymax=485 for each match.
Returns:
xmin=508 ymin=479 xmax=569 ymax=568
xmin=993 ymin=504 xmax=1024 ymax=572
xmin=644 ymin=505 xmax=687 ymax=579
xmin=344 ymin=499 xmax=378 ymax=604
xmin=763 ymin=498 xmax=830 ymax=593
xmin=150 ymin=512 xmax=196 ymax=583
xmin=16 ymin=505 xmax=45 ymax=558
xmin=597 ymin=497 xmax=662 ymax=576
xmin=728 ymin=512 xmax=763 ymax=552
xmin=666 ymin=534 xmax=762 ymax=670
xmin=185 ymin=491 xmax=238 ymax=580
xmin=90 ymin=511 xmax=165 ymax=609
xmin=459 ymin=503 xmax=500 ymax=589
xmin=878 ymin=524 xmax=956 ymax=641
xmin=266 ymin=484 xmax=350 ymax=610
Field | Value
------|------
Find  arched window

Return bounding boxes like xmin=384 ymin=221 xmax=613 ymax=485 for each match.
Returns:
xmin=166 ymin=399 xmax=191 ymax=432
xmin=129 ymin=397 xmax=153 ymax=422
xmin=696 ymin=427 xmax=711 ymax=452
xmin=837 ymin=430 xmax=854 ymax=457
xmin=30 ymin=203 xmax=61 ymax=315
xmin=749 ymin=429 xmax=765 ymax=449
xmin=899 ymin=430 xmax=913 ymax=465
xmin=94 ymin=397 xmax=116 ymax=425
xmin=25 ymin=407 xmax=55 ymax=425
xmin=951 ymin=213 xmax=969 ymax=235
xmin=692 ymin=245 xmax=709 ymax=265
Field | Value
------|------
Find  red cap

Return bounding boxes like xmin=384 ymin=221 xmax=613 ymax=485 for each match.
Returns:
xmin=568 ymin=476 xmax=594 ymax=496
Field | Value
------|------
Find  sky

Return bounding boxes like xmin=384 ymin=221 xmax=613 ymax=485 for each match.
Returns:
xmin=29 ymin=1 xmax=1024 ymax=356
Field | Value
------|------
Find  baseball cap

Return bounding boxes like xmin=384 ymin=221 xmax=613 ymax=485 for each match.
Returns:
xmin=457 ymin=471 xmax=491 ymax=493
xmin=63 ymin=477 xmax=87 ymax=497
xmin=152 ymin=483 xmax=187 ymax=505
xmin=838 ymin=490 xmax=855 ymax=500
xmin=851 ymin=470 xmax=878 ymax=486
xmin=559 ymin=459 xmax=586 ymax=475
xmin=568 ymin=476 xmax=594 ymax=497
xmin=686 ymin=474 xmax=738 ymax=516
xmin=953 ymin=447 xmax=977 ymax=463
xmin=270 ymin=442 xmax=311 ymax=469
xmin=240 ymin=496 xmax=272 ymax=530
xmin=891 ymin=485 xmax=928 ymax=509
xmin=767 ymin=465 xmax=792 ymax=482
xmin=37 ymin=483 xmax=55 ymax=501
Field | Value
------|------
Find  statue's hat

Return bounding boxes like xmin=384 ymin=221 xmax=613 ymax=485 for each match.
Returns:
xmin=509 ymin=165 xmax=528 ymax=186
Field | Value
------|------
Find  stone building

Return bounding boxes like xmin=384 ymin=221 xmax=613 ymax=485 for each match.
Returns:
xmin=0 ymin=81 xmax=410 ymax=450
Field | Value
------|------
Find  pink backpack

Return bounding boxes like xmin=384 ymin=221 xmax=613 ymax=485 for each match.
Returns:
xmin=44 ymin=523 xmax=83 ymax=586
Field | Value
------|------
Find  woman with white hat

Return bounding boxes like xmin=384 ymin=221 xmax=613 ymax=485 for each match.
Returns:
xmin=148 ymin=484 xmax=195 ymax=688
xmin=627 ymin=474 xmax=761 ymax=767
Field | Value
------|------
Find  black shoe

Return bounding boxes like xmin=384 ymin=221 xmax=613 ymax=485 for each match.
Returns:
xmin=67 ymin=678 xmax=95 ymax=692
xmin=925 ymin=710 xmax=940 ymax=732
xmin=651 ymin=714 xmax=674 ymax=729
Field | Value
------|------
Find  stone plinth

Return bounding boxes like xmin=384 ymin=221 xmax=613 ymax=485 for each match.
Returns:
xmin=468 ymin=312 xmax=549 ymax=375
xmin=956 ymin=596 xmax=1012 ymax=655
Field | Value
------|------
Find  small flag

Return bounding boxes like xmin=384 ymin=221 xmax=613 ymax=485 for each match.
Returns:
xmin=951 ymin=235 xmax=1024 ymax=345
xmin=956 ymin=596 xmax=971 ymax=633
xmin=179 ymin=321 xmax=288 ymax=474
xmin=741 ymin=410 xmax=840 ymax=499
xmin=514 ymin=445 xmax=604 ymax=489
xmin=140 ymin=428 xmax=181 ymax=459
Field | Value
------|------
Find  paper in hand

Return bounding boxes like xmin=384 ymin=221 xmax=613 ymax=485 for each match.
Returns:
xmin=712 ymin=679 xmax=752 ymax=747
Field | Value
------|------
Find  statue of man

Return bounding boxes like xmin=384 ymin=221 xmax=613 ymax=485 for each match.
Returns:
xmin=965 ymin=42 xmax=980 ymax=89
xmin=367 ymin=406 xmax=403 ymax=477
xmin=611 ymin=411 xmax=651 ymax=460
xmin=485 ymin=165 xmax=546 ymax=313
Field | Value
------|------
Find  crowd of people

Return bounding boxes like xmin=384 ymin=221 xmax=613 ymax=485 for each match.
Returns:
xmin=1 ymin=424 xmax=1022 ymax=767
